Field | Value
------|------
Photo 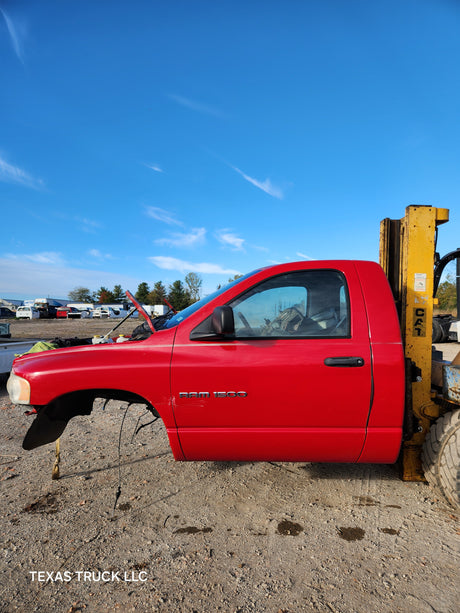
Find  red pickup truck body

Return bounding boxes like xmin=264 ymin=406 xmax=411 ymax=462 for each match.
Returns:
xmin=9 ymin=260 xmax=405 ymax=464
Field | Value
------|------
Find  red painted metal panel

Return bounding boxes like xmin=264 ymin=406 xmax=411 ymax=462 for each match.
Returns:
xmin=177 ymin=428 xmax=366 ymax=462
xmin=365 ymin=343 xmax=405 ymax=429
xmin=358 ymin=428 xmax=403 ymax=463
xmin=166 ymin=429 xmax=185 ymax=460
xmin=353 ymin=261 xmax=405 ymax=460
xmin=171 ymin=337 xmax=372 ymax=429
xmin=13 ymin=329 xmax=177 ymax=428
xmin=171 ymin=261 xmax=374 ymax=461
xmin=354 ymin=260 xmax=403 ymax=343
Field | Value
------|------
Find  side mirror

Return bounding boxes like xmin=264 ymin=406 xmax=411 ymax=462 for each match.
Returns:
xmin=212 ymin=306 xmax=235 ymax=335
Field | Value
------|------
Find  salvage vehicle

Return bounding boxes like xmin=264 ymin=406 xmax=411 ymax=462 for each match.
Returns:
xmin=0 ymin=323 xmax=43 ymax=375
xmin=67 ymin=308 xmax=91 ymax=319
xmin=57 ymin=307 xmax=90 ymax=319
xmin=34 ymin=298 xmax=61 ymax=319
xmin=1 ymin=339 xmax=44 ymax=375
xmin=0 ymin=307 xmax=16 ymax=319
xmin=6 ymin=206 xmax=460 ymax=508
xmin=92 ymin=306 xmax=128 ymax=319
xmin=15 ymin=306 xmax=40 ymax=320
xmin=56 ymin=307 xmax=71 ymax=319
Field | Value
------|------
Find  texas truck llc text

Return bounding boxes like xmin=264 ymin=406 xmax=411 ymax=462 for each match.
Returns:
xmin=29 ymin=571 xmax=148 ymax=583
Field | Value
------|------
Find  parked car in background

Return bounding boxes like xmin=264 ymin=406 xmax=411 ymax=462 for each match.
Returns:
xmin=92 ymin=306 xmax=127 ymax=319
xmin=68 ymin=308 xmax=91 ymax=319
xmin=34 ymin=299 xmax=62 ymax=319
xmin=0 ymin=307 xmax=16 ymax=319
xmin=56 ymin=307 xmax=71 ymax=319
xmin=15 ymin=306 xmax=40 ymax=320
xmin=35 ymin=304 xmax=58 ymax=318
xmin=56 ymin=307 xmax=91 ymax=319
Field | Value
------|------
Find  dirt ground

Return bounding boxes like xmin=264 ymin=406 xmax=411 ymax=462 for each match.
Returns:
xmin=3 ymin=316 xmax=143 ymax=342
xmin=0 ymin=319 xmax=459 ymax=612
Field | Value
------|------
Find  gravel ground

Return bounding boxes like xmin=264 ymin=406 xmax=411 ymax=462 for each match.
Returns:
xmin=0 ymin=319 xmax=459 ymax=612
xmin=2 ymin=316 xmax=143 ymax=341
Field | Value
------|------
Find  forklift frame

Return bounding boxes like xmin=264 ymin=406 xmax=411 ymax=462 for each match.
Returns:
xmin=380 ymin=205 xmax=451 ymax=481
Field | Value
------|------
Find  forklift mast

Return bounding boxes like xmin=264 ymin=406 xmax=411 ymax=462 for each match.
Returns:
xmin=379 ymin=205 xmax=449 ymax=481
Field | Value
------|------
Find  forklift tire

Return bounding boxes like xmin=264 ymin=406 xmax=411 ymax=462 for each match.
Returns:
xmin=421 ymin=410 xmax=460 ymax=509
xmin=432 ymin=318 xmax=444 ymax=343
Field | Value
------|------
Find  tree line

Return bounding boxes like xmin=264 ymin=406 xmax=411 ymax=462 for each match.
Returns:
xmin=68 ymin=272 xmax=203 ymax=312
xmin=70 ymin=273 xmax=456 ymax=313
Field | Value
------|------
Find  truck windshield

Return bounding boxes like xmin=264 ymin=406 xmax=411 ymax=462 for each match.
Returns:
xmin=162 ymin=270 xmax=259 ymax=330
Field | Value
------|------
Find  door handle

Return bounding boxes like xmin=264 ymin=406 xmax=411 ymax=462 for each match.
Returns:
xmin=324 ymin=356 xmax=365 ymax=367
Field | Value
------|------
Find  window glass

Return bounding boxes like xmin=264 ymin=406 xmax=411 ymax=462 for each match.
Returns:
xmin=230 ymin=270 xmax=350 ymax=338
xmin=164 ymin=269 xmax=260 ymax=329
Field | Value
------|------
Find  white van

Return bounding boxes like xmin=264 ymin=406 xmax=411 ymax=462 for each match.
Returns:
xmin=16 ymin=306 xmax=40 ymax=320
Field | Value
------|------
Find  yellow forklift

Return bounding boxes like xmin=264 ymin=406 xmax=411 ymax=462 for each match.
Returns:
xmin=380 ymin=205 xmax=460 ymax=508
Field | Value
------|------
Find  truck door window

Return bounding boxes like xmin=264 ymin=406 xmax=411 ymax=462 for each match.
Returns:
xmin=231 ymin=270 xmax=350 ymax=338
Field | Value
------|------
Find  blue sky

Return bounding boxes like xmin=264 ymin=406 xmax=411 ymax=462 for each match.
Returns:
xmin=1 ymin=0 xmax=459 ymax=300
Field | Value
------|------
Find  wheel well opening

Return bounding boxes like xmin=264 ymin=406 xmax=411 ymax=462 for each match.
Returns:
xmin=23 ymin=389 xmax=159 ymax=450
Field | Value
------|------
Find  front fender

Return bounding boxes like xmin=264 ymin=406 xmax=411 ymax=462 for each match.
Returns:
xmin=22 ymin=389 xmax=152 ymax=450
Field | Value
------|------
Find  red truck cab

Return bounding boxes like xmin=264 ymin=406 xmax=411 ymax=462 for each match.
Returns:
xmin=8 ymin=260 xmax=405 ymax=465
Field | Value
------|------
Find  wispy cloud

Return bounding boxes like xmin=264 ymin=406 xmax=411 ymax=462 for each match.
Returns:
xmin=144 ymin=163 xmax=164 ymax=173
xmin=145 ymin=206 xmax=183 ymax=226
xmin=168 ymin=94 xmax=226 ymax=118
xmin=88 ymin=249 xmax=113 ymax=260
xmin=4 ymin=251 xmax=64 ymax=265
xmin=296 ymin=252 xmax=315 ymax=260
xmin=216 ymin=229 xmax=245 ymax=251
xmin=156 ymin=227 xmax=206 ymax=248
xmin=52 ymin=213 xmax=102 ymax=234
xmin=149 ymin=256 xmax=241 ymax=276
xmin=230 ymin=165 xmax=284 ymax=199
xmin=0 ymin=8 xmax=26 ymax=64
xmin=76 ymin=217 xmax=102 ymax=233
xmin=0 ymin=155 xmax=44 ymax=190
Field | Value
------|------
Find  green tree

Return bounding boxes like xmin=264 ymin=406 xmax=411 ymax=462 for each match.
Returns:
xmin=93 ymin=287 xmax=114 ymax=304
xmin=436 ymin=275 xmax=457 ymax=311
xmin=112 ymin=284 xmax=125 ymax=303
xmin=168 ymin=280 xmax=192 ymax=311
xmin=217 ymin=274 xmax=243 ymax=290
xmin=185 ymin=272 xmax=202 ymax=302
xmin=228 ymin=274 xmax=243 ymax=283
xmin=135 ymin=282 xmax=150 ymax=304
xmin=147 ymin=281 xmax=167 ymax=305
xmin=68 ymin=286 xmax=92 ymax=303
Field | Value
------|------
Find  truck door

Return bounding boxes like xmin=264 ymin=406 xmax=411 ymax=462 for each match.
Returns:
xmin=171 ymin=265 xmax=372 ymax=462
